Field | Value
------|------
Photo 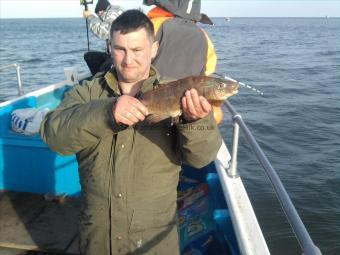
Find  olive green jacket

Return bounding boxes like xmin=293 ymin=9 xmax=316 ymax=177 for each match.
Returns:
xmin=40 ymin=67 xmax=222 ymax=255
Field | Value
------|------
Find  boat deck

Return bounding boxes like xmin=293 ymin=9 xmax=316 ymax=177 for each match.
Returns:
xmin=0 ymin=190 xmax=80 ymax=255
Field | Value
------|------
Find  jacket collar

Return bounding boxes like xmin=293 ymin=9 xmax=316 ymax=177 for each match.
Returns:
xmin=104 ymin=66 xmax=160 ymax=95
xmin=147 ymin=7 xmax=174 ymax=19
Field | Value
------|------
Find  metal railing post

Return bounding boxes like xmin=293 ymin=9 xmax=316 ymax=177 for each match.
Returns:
xmin=0 ymin=63 xmax=24 ymax=96
xmin=223 ymin=100 xmax=322 ymax=255
xmin=228 ymin=118 xmax=240 ymax=177
xmin=15 ymin=64 xmax=24 ymax=96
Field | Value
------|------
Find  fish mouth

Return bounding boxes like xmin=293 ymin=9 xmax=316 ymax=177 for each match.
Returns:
xmin=231 ymin=83 xmax=239 ymax=94
xmin=214 ymin=81 xmax=239 ymax=102
xmin=220 ymin=80 xmax=239 ymax=94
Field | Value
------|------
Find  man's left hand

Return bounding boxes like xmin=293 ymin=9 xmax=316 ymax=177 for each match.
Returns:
xmin=83 ymin=10 xmax=92 ymax=19
xmin=181 ymin=89 xmax=212 ymax=122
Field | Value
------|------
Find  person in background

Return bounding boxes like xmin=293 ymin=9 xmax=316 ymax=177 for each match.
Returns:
xmin=83 ymin=0 xmax=124 ymax=75
xmin=40 ymin=9 xmax=221 ymax=255
xmin=143 ymin=0 xmax=217 ymax=79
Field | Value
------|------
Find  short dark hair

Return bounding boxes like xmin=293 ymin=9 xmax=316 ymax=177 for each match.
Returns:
xmin=110 ymin=9 xmax=155 ymax=42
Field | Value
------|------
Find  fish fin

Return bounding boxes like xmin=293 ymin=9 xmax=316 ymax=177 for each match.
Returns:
xmin=145 ymin=114 xmax=171 ymax=123
xmin=210 ymin=100 xmax=224 ymax=107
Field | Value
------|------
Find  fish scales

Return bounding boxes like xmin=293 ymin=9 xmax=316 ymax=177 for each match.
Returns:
xmin=139 ymin=76 xmax=239 ymax=123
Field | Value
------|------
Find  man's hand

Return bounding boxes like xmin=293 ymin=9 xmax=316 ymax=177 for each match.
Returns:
xmin=113 ymin=95 xmax=148 ymax=126
xmin=83 ymin=10 xmax=92 ymax=19
xmin=181 ymin=89 xmax=212 ymax=122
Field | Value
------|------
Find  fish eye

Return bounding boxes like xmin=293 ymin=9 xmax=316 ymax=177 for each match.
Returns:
xmin=218 ymin=83 xmax=227 ymax=89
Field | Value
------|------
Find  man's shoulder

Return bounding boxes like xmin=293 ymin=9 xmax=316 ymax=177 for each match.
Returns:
xmin=105 ymin=5 xmax=124 ymax=19
xmin=158 ymin=17 xmax=206 ymax=43
xmin=84 ymin=72 xmax=106 ymax=84
xmin=93 ymin=71 xmax=106 ymax=79
xmin=81 ymin=72 xmax=107 ymax=89
xmin=77 ymin=71 xmax=116 ymax=99
xmin=108 ymin=4 xmax=124 ymax=11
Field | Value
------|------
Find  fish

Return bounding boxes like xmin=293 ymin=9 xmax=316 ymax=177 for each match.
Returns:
xmin=139 ymin=75 xmax=239 ymax=123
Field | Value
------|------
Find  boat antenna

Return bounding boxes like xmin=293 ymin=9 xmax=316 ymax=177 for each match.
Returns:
xmin=214 ymin=73 xmax=264 ymax=96
xmin=80 ymin=0 xmax=93 ymax=52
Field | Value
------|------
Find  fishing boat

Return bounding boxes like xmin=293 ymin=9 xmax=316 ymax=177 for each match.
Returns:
xmin=0 ymin=64 xmax=320 ymax=254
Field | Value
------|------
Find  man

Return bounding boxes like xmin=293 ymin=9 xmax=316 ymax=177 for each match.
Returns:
xmin=83 ymin=0 xmax=124 ymax=75
xmin=144 ymin=0 xmax=223 ymax=123
xmin=41 ymin=10 xmax=221 ymax=255
xmin=144 ymin=0 xmax=217 ymax=79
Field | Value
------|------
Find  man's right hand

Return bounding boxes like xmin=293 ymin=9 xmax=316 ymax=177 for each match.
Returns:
xmin=112 ymin=95 xmax=148 ymax=126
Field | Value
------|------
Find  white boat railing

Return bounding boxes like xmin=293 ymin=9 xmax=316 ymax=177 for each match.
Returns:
xmin=224 ymin=100 xmax=321 ymax=255
xmin=0 ymin=63 xmax=24 ymax=96
xmin=215 ymin=142 xmax=270 ymax=254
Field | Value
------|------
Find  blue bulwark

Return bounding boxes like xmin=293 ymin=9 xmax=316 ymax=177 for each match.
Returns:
xmin=0 ymin=86 xmax=81 ymax=196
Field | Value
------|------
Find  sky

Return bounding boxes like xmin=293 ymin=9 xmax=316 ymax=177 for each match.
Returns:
xmin=0 ymin=0 xmax=340 ymax=19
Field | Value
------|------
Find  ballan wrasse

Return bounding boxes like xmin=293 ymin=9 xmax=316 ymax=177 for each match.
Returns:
xmin=139 ymin=75 xmax=239 ymax=123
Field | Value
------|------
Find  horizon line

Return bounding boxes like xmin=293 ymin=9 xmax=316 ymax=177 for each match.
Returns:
xmin=1 ymin=16 xmax=339 ymax=19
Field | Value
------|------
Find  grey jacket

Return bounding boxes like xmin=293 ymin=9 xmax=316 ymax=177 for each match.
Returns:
xmin=144 ymin=0 xmax=202 ymax=21
xmin=87 ymin=5 xmax=124 ymax=41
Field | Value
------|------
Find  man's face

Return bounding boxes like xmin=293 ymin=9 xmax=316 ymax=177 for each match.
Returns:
xmin=110 ymin=28 xmax=158 ymax=83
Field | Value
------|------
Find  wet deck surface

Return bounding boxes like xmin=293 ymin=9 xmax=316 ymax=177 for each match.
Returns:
xmin=0 ymin=191 xmax=81 ymax=255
